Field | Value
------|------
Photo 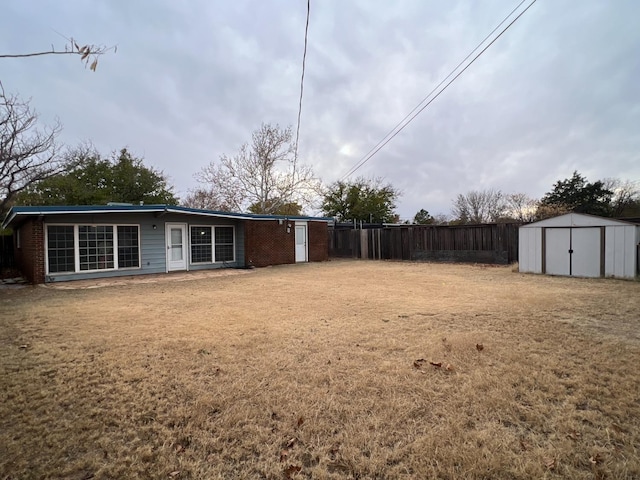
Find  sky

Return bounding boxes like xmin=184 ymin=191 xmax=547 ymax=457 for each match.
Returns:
xmin=1 ymin=0 xmax=639 ymax=220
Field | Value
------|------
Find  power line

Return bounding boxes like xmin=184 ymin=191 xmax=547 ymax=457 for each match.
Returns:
xmin=340 ymin=0 xmax=536 ymax=180
xmin=293 ymin=0 xmax=311 ymax=164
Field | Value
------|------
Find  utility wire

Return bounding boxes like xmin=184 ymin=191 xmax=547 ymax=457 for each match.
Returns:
xmin=293 ymin=0 xmax=311 ymax=164
xmin=340 ymin=0 xmax=536 ymax=180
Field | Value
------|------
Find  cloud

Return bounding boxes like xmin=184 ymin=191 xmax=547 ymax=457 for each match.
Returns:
xmin=1 ymin=0 xmax=639 ymax=218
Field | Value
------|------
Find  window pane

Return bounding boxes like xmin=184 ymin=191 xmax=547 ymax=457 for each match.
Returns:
xmin=190 ymin=227 xmax=212 ymax=263
xmin=191 ymin=227 xmax=211 ymax=245
xmin=171 ymin=229 xmax=182 ymax=246
xmin=215 ymin=227 xmax=234 ymax=245
xmin=47 ymin=226 xmax=75 ymax=273
xmin=214 ymin=227 xmax=234 ymax=262
xmin=117 ymin=226 xmax=140 ymax=268
xmin=78 ymin=225 xmax=114 ymax=270
xmin=171 ymin=245 xmax=183 ymax=261
xmin=215 ymin=244 xmax=234 ymax=262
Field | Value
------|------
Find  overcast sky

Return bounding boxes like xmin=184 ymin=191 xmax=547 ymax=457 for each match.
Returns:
xmin=2 ymin=0 xmax=639 ymax=219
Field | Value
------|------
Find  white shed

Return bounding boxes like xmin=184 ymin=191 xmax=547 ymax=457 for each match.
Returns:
xmin=519 ymin=213 xmax=640 ymax=279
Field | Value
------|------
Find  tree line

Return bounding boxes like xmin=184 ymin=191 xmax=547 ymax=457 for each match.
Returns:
xmin=1 ymin=85 xmax=638 ymax=224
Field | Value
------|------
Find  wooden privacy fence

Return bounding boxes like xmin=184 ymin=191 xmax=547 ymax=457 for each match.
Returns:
xmin=329 ymin=223 xmax=520 ymax=264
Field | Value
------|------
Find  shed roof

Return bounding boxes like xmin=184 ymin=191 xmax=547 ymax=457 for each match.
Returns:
xmin=520 ymin=212 xmax=637 ymax=228
xmin=2 ymin=204 xmax=333 ymax=229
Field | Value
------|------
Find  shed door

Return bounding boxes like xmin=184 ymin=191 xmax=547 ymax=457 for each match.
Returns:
xmin=295 ymin=224 xmax=308 ymax=262
xmin=545 ymin=227 xmax=602 ymax=277
xmin=545 ymin=228 xmax=571 ymax=276
xmin=571 ymin=228 xmax=601 ymax=277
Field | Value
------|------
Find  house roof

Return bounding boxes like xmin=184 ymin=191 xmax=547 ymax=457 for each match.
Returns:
xmin=520 ymin=212 xmax=638 ymax=228
xmin=2 ymin=204 xmax=333 ymax=229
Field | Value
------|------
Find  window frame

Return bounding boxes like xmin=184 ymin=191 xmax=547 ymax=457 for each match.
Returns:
xmin=189 ymin=225 xmax=214 ymax=264
xmin=188 ymin=225 xmax=236 ymax=265
xmin=44 ymin=223 xmax=141 ymax=275
xmin=117 ymin=225 xmax=142 ymax=269
xmin=214 ymin=225 xmax=236 ymax=263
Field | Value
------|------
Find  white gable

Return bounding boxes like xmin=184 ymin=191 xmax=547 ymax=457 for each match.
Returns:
xmin=520 ymin=213 xmax=635 ymax=228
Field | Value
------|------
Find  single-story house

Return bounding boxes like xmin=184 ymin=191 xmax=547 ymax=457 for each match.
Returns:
xmin=519 ymin=213 xmax=640 ymax=279
xmin=1 ymin=204 xmax=332 ymax=284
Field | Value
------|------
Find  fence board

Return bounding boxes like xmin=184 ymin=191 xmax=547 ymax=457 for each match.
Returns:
xmin=329 ymin=223 xmax=520 ymax=264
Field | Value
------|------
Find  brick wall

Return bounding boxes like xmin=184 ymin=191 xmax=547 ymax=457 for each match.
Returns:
xmin=15 ymin=219 xmax=45 ymax=284
xmin=308 ymin=221 xmax=329 ymax=262
xmin=244 ymin=219 xmax=295 ymax=267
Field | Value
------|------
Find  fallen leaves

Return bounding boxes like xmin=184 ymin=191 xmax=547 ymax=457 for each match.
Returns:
xmin=567 ymin=430 xmax=582 ymax=441
xmin=589 ymin=453 xmax=603 ymax=466
xmin=280 ymin=437 xmax=298 ymax=463
xmin=413 ymin=359 xmax=426 ymax=369
xmin=413 ymin=359 xmax=454 ymax=372
xmin=283 ymin=464 xmax=302 ymax=478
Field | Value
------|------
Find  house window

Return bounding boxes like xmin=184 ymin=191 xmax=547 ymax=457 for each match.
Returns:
xmin=47 ymin=226 xmax=75 ymax=273
xmin=215 ymin=226 xmax=234 ymax=262
xmin=79 ymin=226 xmax=114 ymax=270
xmin=190 ymin=226 xmax=212 ymax=263
xmin=46 ymin=224 xmax=140 ymax=274
xmin=117 ymin=226 xmax=140 ymax=268
xmin=189 ymin=225 xmax=235 ymax=264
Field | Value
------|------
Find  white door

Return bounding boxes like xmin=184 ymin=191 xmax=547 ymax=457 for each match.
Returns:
xmin=295 ymin=224 xmax=308 ymax=262
xmin=545 ymin=228 xmax=570 ymax=276
xmin=166 ymin=223 xmax=187 ymax=271
xmin=572 ymin=228 xmax=601 ymax=277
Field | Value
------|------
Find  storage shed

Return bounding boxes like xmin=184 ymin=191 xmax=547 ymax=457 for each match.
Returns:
xmin=519 ymin=213 xmax=640 ymax=279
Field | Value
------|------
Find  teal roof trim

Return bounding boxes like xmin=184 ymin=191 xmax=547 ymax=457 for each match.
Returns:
xmin=2 ymin=204 xmax=333 ymax=229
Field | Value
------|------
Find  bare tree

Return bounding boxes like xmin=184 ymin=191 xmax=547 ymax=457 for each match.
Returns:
xmin=195 ymin=123 xmax=321 ymax=214
xmin=505 ymin=193 xmax=538 ymax=223
xmin=1 ymin=84 xmax=63 ymax=213
xmin=431 ymin=213 xmax=451 ymax=225
xmin=603 ymin=178 xmax=640 ymax=217
xmin=534 ymin=202 xmax=570 ymax=221
xmin=1 ymin=37 xmax=115 ymax=71
xmin=182 ymin=187 xmax=236 ymax=211
xmin=451 ymin=189 xmax=506 ymax=224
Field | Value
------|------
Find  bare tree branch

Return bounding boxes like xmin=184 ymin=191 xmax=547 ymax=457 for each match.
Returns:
xmin=603 ymin=178 xmax=640 ymax=217
xmin=193 ymin=123 xmax=321 ymax=214
xmin=0 ymin=37 xmax=116 ymax=71
xmin=452 ymin=189 xmax=506 ymax=224
xmin=1 ymin=84 xmax=63 ymax=213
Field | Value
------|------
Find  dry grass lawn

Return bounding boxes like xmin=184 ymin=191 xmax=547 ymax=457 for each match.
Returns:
xmin=1 ymin=260 xmax=639 ymax=479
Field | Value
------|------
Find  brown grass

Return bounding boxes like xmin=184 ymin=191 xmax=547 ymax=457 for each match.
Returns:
xmin=1 ymin=260 xmax=639 ymax=479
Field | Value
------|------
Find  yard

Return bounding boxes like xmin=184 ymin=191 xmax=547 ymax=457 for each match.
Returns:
xmin=1 ymin=260 xmax=639 ymax=479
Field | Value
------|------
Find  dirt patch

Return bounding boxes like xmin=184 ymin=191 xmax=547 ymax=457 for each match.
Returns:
xmin=1 ymin=260 xmax=639 ymax=479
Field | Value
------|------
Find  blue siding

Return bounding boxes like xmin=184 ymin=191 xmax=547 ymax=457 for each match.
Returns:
xmin=42 ymin=212 xmax=245 ymax=282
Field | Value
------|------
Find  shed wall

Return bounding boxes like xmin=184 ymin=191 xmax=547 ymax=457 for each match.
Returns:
xmin=604 ymin=225 xmax=636 ymax=278
xmin=518 ymin=227 xmax=542 ymax=273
